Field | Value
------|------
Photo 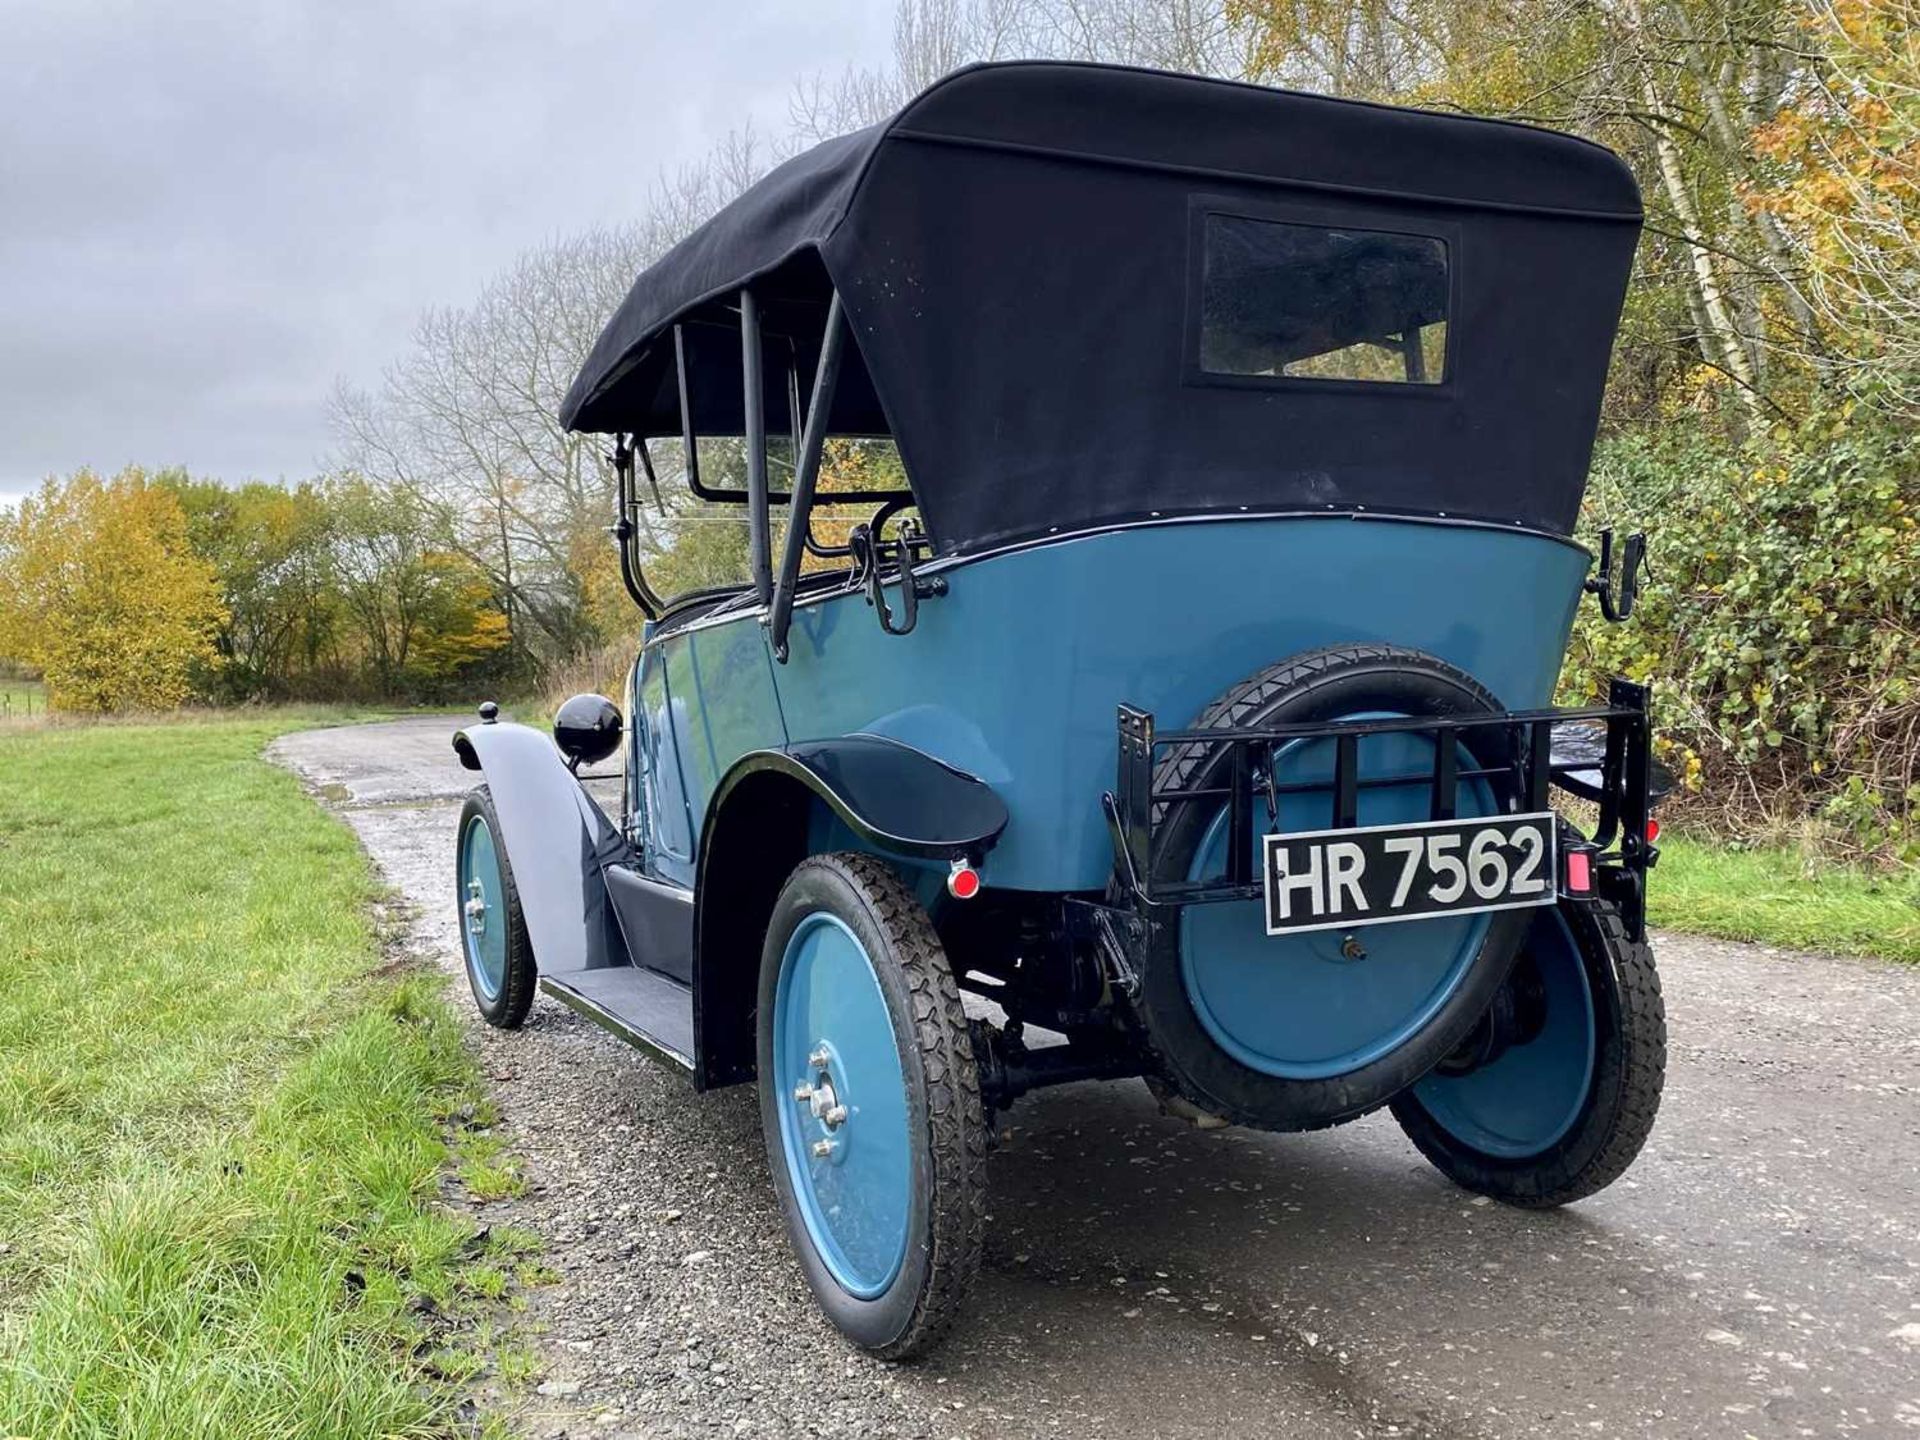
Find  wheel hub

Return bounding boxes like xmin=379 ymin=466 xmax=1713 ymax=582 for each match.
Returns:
xmin=794 ymin=1042 xmax=851 ymax=1157
xmin=464 ymin=878 xmax=488 ymax=937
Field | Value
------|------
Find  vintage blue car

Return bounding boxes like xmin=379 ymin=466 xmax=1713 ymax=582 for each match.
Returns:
xmin=451 ymin=61 xmax=1667 ymax=1358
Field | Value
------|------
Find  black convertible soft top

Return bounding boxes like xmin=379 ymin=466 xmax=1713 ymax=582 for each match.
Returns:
xmin=564 ymin=62 xmax=1642 ymax=550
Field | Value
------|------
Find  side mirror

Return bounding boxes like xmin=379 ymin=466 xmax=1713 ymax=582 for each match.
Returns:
xmin=554 ymin=693 xmax=622 ymax=771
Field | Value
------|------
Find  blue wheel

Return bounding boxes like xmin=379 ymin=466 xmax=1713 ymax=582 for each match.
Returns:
xmin=1142 ymin=645 xmax=1532 ymax=1131
xmin=455 ymin=787 xmax=536 ymax=1028
xmin=1391 ymin=895 xmax=1666 ymax=1206
xmin=757 ymin=854 xmax=985 ymax=1358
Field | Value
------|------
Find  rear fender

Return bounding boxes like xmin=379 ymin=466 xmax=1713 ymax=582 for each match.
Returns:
xmin=453 ymin=720 xmax=634 ymax=974
xmin=690 ymin=736 xmax=1009 ymax=1088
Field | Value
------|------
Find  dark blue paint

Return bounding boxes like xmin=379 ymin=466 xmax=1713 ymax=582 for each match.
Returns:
xmin=768 ymin=516 xmax=1586 ymax=890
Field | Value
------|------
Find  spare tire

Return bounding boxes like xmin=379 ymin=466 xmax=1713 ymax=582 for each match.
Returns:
xmin=1139 ymin=644 xmax=1531 ymax=1131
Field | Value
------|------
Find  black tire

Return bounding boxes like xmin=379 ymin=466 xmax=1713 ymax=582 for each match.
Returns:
xmin=1144 ymin=643 xmax=1530 ymax=1131
xmin=1390 ymin=896 xmax=1666 ymax=1207
xmin=455 ymin=786 xmax=538 ymax=1029
xmin=756 ymin=854 xmax=987 ymax=1359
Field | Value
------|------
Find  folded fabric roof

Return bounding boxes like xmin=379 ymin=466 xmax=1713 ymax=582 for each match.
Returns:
xmin=564 ymin=61 xmax=1642 ymax=549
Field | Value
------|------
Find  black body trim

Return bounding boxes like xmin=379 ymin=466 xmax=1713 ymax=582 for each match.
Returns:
xmin=709 ymin=736 xmax=1009 ymax=862
xmin=540 ymin=970 xmax=695 ymax=1073
xmin=605 ymin=865 xmax=695 ymax=986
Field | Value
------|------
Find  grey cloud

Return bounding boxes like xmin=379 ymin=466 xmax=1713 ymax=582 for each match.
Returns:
xmin=0 ymin=0 xmax=894 ymax=502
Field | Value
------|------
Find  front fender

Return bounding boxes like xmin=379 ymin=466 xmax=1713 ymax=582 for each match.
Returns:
xmin=453 ymin=720 xmax=633 ymax=974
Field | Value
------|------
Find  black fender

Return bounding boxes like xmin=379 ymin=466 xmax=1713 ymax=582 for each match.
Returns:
xmin=689 ymin=735 xmax=1009 ymax=1088
xmin=452 ymin=720 xmax=633 ymax=974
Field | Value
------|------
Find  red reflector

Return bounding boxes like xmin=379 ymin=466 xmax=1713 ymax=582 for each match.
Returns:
xmin=947 ymin=861 xmax=981 ymax=900
xmin=1566 ymin=850 xmax=1592 ymax=893
xmin=1646 ymin=818 xmax=1661 ymax=843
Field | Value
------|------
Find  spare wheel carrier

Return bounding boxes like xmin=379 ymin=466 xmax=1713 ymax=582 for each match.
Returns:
xmin=1138 ymin=643 xmax=1532 ymax=1131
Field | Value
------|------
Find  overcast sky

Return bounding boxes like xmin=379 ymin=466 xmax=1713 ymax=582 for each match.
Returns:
xmin=0 ymin=0 xmax=896 ymax=506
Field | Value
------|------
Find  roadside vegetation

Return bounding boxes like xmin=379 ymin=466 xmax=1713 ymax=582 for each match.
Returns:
xmin=1650 ymin=834 xmax=1920 ymax=961
xmin=0 ymin=717 xmax=531 ymax=1438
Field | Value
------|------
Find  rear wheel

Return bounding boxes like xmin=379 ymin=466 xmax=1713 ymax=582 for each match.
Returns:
xmin=756 ymin=854 xmax=986 ymax=1359
xmin=1390 ymin=896 xmax=1665 ymax=1206
xmin=455 ymin=787 xmax=537 ymax=1028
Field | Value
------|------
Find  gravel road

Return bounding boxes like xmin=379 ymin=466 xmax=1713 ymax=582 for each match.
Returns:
xmin=271 ymin=717 xmax=1920 ymax=1440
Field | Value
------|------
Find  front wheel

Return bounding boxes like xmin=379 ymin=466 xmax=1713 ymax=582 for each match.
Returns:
xmin=455 ymin=787 xmax=537 ymax=1028
xmin=756 ymin=854 xmax=987 ymax=1359
xmin=1390 ymin=896 xmax=1666 ymax=1207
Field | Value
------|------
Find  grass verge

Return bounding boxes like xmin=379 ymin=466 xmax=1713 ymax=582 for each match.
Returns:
xmin=0 ymin=717 xmax=518 ymax=1438
xmin=1650 ymin=835 xmax=1919 ymax=962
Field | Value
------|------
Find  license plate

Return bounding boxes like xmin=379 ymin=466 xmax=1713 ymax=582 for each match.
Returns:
xmin=1262 ymin=812 xmax=1558 ymax=936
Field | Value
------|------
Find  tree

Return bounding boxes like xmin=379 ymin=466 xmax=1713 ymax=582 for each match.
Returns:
xmin=326 ymin=475 xmax=510 ymax=694
xmin=329 ymin=160 xmax=774 ymax=673
xmin=163 ymin=475 xmax=341 ymax=699
xmin=0 ymin=468 xmax=226 ymax=713
xmin=1749 ymin=0 xmax=1920 ymax=418
xmin=1228 ymin=0 xmax=1920 ymax=432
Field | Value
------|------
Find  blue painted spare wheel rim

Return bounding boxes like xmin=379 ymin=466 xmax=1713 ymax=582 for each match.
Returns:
xmin=1179 ymin=718 xmax=1497 ymax=1079
xmin=1410 ymin=906 xmax=1598 ymax=1157
xmin=772 ymin=912 xmax=912 ymax=1299
xmin=458 ymin=814 xmax=508 ymax=1002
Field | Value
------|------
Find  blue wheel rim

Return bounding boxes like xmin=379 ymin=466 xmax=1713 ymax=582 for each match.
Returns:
xmin=1411 ymin=907 xmax=1597 ymax=1157
xmin=773 ymin=913 xmax=912 ymax=1299
xmin=1179 ymin=715 xmax=1496 ymax=1079
xmin=458 ymin=815 xmax=508 ymax=1002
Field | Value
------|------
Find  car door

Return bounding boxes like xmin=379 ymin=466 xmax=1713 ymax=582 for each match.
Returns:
xmin=634 ymin=643 xmax=698 ymax=889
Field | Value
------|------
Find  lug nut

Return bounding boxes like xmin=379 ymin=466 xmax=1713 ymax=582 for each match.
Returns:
xmin=808 ymin=1045 xmax=831 ymax=1068
xmin=824 ymin=1104 xmax=848 ymax=1127
xmin=793 ymin=1083 xmax=815 ymax=1102
xmin=811 ymin=1139 xmax=835 ymax=1158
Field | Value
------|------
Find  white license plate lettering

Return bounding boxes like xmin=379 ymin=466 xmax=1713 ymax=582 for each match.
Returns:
xmin=1263 ymin=813 xmax=1559 ymax=936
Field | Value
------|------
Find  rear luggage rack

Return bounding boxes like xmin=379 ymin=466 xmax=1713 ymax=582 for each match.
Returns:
xmin=1102 ymin=677 xmax=1657 ymax=939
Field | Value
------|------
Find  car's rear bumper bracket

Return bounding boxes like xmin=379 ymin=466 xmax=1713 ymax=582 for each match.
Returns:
xmin=1102 ymin=677 xmax=1659 ymax=941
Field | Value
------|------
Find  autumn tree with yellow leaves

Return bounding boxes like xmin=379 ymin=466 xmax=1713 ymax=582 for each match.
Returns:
xmin=0 ymin=467 xmax=227 ymax=713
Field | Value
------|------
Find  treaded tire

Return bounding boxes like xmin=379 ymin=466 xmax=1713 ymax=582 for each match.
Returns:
xmin=1143 ymin=643 xmax=1529 ymax=1131
xmin=756 ymin=853 xmax=987 ymax=1359
xmin=1390 ymin=896 xmax=1666 ymax=1207
xmin=455 ymin=786 xmax=537 ymax=1029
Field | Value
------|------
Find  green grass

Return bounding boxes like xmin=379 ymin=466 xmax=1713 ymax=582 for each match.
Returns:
xmin=1651 ymin=835 xmax=1920 ymax=962
xmin=0 ymin=717 xmax=514 ymax=1438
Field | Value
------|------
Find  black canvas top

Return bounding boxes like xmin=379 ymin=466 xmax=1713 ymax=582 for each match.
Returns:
xmin=564 ymin=62 xmax=1642 ymax=548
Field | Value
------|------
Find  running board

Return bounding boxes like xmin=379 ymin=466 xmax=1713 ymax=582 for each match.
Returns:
xmin=540 ymin=967 xmax=695 ymax=1074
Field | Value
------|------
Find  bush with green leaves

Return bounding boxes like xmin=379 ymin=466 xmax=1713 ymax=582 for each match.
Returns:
xmin=1561 ymin=408 xmax=1918 ymax=862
